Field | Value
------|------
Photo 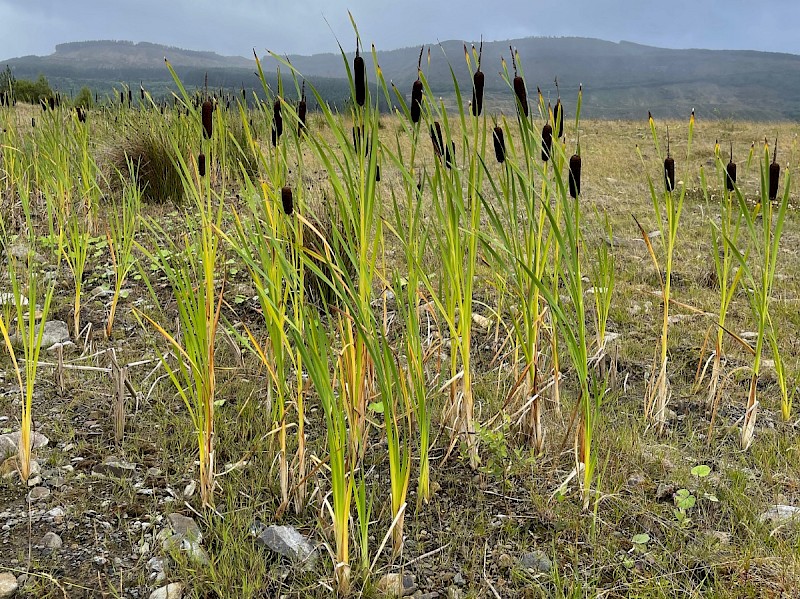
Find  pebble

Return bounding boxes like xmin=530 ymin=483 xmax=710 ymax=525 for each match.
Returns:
xmin=149 ymin=583 xmax=184 ymax=599
xmin=0 ymin=572 xmax=18 ymax=598
xmin=521 ymin=549 xmax=553 ymax=573
xmin=28 ymin=486 xmax=51 ymax=503
xmin=92 ymin=458 xmax=136 ymax=478
xmin=759 ymin=505 xmax=800 ymax=526
xmin=377 ymin=573 xmax=417 ymax=596
xmin=40 ymin=532 xmax=63 ymax=549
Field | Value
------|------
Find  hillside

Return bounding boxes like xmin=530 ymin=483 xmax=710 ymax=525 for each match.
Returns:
xmin=3 ymin=38 xmax=800 ymax=119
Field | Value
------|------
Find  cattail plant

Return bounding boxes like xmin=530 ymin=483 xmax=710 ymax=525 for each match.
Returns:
xmin=201 ymin=99 xmax=213 ymax=140
xmin=471 ymin=40 xmax=484 ymax=117
xmin=511 ymin=47 xmax=528 ymax=117
xmin=637 ymin=110 xmax=695 ymax=433
xmin=105 ymin=169 xmax=141 ymax=338
xmin=62 ymin=214 xmax=91 ymax=340
xmin=699 ymin=141 xmax=748 ymax=437
xmin=198 ymin=152 xmax=206 ymax=177
xmin=729 ymin=140 xmax=792 ymax=448
xmin=0 ymin=224 xmax=60 ymax=483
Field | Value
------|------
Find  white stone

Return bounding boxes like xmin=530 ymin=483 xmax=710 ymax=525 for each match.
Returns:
xmin=0 ymin=572 xmax=18 ymax=598
xmin=149 ymin=582 xmax=184 ymax=599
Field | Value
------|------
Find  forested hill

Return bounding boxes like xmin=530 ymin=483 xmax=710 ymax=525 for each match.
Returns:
xmin=4 ymin=38 xmax=800 ymax=119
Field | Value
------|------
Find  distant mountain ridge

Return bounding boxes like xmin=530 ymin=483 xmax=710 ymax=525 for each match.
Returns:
xmin=4 ymin=38 xmax=800 ymax=119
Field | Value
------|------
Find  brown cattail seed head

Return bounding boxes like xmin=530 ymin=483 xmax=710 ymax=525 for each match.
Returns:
xmin=554 ymin=99 xmax=564 ymax=138
xmin=411 ymin=79 xmax=423 ymax=123
xmin=430 ymin=122 xmax=444 ymax=158
xmin=445 ymin=141 xmax=455 ymax=169
xmin=198 ymin=153 xmax=206 ymax=177
xmin=664 ymin=157 xmax=675 ymax=192
xmin=472 ymin=70 xmax=484 ymax=117
xmin=726 ymin=161 xmax=737 ymax=192
xmin=513 ymin=76 xmax=528 ymax=117
xmin=273 ymin=99 xmax=283 ymax=139
xmin=769 ymin=162 xmax=780 ymax=200
xmin=201 ymin=100 xmax=213 ymax=139
xmin=354 ymin=50 xmax=366 ymax=107
xmin=298 ymin=96 xmax=307 ymax=134
xmin=493 ymin=126 xmax=506 ymax=163
xmin=541 ymin=124 xmax=553 ymax=161
xmin=281 ymin=186 xmax=293 ymax=215
xmin=569 ymin=154 xmax=581 ymax=198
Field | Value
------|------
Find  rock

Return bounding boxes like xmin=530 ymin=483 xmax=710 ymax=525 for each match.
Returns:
xmin=471 ymin=313 xmax=492 ymax=331
xmin=92 ymin=457 xmax=136 ymax=478
xmin=46 ymin=507 xmax=65 ymax=524
xmin=183 ymin=480 xmax=196 ymax=498
xmin=759 ymin=505 xmax=800 ymax=526
xmin=255 ymin=525 xmax=316 ymax=570
xmin=149 ymin=583 xmax=184 ymax=599
xmin=28 ymin=487 xmax=50 ymax=503
xmin=40 ymin=532 xmax=62 ymax=549
xmin=656 ymin=482 xmax=678 ymax=501
xmin=453 ymin=572 xmax=465 ymax=586
xmin=147 ymin=556 xmax=166 ymax=583
xmin=521 ymin=549 xmax=552 ymax=573
xmin=166 ymin=513 xmax=201 ymax=542
xmin=0 ymin=572 xmax=18 ymax=598
xmin=32 ymin=320 xmax=71 ymax=350
xmin=0 ymin=432 xmax=49 ymax=462
xmin=626 ymin=473 xmax=646 ymax=488
xmin=0 ymin=292 xmax=28 ymax=308
xmin=377 ymin=573 xmax=417 ymax=596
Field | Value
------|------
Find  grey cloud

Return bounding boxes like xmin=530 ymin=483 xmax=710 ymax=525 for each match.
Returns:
xmin=2 ymin=0 xmax=800 ymax=62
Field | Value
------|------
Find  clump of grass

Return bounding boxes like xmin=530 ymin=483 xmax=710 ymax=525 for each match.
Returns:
xmin=102 ymin=118 xmax=184 ymax=203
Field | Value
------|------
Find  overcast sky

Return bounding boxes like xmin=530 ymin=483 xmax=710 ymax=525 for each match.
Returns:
xmin=2 ymin=0 xmax=799 ymax=60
